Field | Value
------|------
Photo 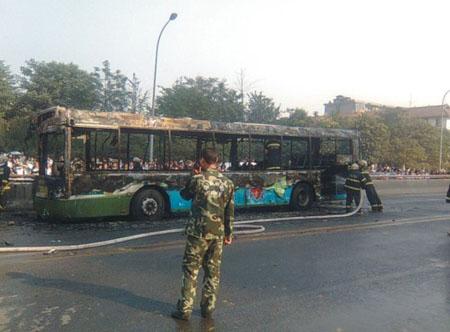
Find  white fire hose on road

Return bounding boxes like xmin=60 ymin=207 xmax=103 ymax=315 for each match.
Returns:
xmin=0 ymin=193 xmax=364 ymax=254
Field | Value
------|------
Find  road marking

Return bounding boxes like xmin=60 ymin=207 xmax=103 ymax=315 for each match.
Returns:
xmin=2 ymin=214 xmax=450 ymax=264
xmin=243 ymin=214 xmax=450 ymax=242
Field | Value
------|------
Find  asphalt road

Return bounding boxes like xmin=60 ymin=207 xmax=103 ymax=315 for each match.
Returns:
xmin=0 ymin=180 xmax=449 ymax=331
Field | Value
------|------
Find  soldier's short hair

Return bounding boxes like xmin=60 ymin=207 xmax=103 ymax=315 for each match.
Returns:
xmin=201 ymin=148 xmax=219 ymax=164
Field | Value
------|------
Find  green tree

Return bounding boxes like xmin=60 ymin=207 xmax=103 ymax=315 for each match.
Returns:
xmin=308 ymin=113 xmax=340 ymax=128
xmin=157 ymin=77 xmax=244 ymax=122
xmin=246 ymin=91 xmax=280 ymax=124
xmin=0 ymin=61 xmax=17 ymax=119
xmin=336 ymin=113 xmax=390 ymax=164
xmin=277 ymin=108 xmax=309 ymax=127
xmin=19 ymin=59 xmax=98 ymax=111
xmin=0 ymin=61 xmax=17 ymax=152
xmin=128 ymin=73 xmax=149 ymax=114
xmin=381 ymin=111 xmax=441 ymax=169
xmin=93 ymin=60 xmax=131 ymax=112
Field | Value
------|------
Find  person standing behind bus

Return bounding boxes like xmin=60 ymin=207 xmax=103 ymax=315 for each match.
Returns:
xmin=132 ymin=157 xmax=143 ymax=171
xmin=172 ymin=148 xmax=235 ymax=321
xmin=358 ymin=160 xmax=383 ymax=212
xmin=0 ymin=156 xmax=11 ymax=211
xmin=345 ymin=163 xmax=366 ymax=213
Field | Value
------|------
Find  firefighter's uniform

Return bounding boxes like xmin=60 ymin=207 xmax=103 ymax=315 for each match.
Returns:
xmin=345 ymin=163 xmax=366 ymax=213
xmin=359 ymin=160 xmax=383 ymax=212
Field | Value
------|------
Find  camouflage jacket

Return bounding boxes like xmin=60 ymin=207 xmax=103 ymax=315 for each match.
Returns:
xmin=180 ymin=168 xmax=235 ymax=240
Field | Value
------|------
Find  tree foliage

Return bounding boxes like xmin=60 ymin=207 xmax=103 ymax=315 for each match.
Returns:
xmin=246 ymin=91 xmax=280 ymax=124
xmin=93 ymin=60 xmax=133 ymax=112
xmin=128 ymin=73 xmax=149 ymax=114
xmin=157 ymin=77 xmax=244 ymax=122
xmin=0 ymin=61 xmax=16 ymax=119
xmin=379 ymin=111 xmax=440 ymax=169
xmin=0 ymin=59 xmax=150 ymax=153
xmin=336 ymin=113 xmax=390 ymax=164
xmin=19 ymin=59 xmax=99 ymax=111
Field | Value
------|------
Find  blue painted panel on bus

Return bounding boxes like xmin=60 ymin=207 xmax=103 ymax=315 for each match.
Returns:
xmin=234 ymin=188 xmax=246 ymax=207
xmin=167 ymin=185 xmax=293 ymax=212
xmin=334 ymin=193 xmax=347 ymax=200
xmin=167 ymin=190 xmax=192 ymax=212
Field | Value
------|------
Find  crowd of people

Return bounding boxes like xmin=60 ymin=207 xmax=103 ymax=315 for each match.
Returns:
xmin=0 ymin=153 xmax=39 ymax=176
xmin=370 ymin=164 xmax=443 ymax=176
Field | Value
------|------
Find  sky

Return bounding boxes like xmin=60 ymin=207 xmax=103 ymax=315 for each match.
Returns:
xmin=1 ymin=0 xmax=450 ymax=114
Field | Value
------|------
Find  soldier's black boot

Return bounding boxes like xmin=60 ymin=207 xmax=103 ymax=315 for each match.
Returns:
xmin=171 ymin=310 xmax=191 ymax=321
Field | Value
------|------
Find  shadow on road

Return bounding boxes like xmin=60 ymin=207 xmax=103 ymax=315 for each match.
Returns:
xmin=7 ymin=272 xmax=173 ymax=315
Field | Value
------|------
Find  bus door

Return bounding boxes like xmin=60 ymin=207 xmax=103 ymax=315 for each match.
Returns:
xmin=316 ymin=137 xmax=353 ymax=200
xmin=36 ymin=131 xmax=66 ymax=200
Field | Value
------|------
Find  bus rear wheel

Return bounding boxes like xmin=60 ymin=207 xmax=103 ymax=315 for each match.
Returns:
xmin=131 ymin=189 xmax=165 ymax=221
xmin=290 ymin=183 xmax=314 ymax=211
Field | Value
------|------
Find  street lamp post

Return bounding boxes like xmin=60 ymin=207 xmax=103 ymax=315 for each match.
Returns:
xmin=149 ymin=12 xmax=177 ymax=162
xmin=439 ymin=90 xmax=450 ymax=172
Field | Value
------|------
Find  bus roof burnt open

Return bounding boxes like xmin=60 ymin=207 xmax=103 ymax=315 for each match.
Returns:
xmin=36 ymin=106 xmax=357 ymax=140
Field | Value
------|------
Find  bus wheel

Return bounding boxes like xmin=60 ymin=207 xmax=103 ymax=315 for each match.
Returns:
xmin=131 ymin=189 xmax=165 ymax=221
xmin=290 ymin=183 xmax=314 ymax=211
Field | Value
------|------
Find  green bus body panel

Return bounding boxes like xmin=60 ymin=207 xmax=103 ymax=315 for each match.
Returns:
xmin=34 ymin=194 xmax=132 ymax=220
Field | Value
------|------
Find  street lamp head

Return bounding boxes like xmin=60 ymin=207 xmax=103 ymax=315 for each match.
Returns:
xmin=169 ymin=13 xmax=178 ymax=20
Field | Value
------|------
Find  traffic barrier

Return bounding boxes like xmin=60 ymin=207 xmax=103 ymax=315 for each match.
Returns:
xmin=3 ymin=178 xmax=34 ymax=210
xmin=372 ymin=174 xmax=450 ymax=180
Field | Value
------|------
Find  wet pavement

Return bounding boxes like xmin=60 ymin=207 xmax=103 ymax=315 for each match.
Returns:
xmin=0 ymin=180 xmax=449 ymax=331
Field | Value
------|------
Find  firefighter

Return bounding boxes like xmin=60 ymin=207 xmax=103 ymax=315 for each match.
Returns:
xmin=359 ymin=160 xmax=383 ymax=212
xmin=0 ymin=156 xmax=11 ymax=211
xmin=264 ymin=140 xmax=281 ymax=170
xmin=345 ymin=163 xmax=366 ymax=213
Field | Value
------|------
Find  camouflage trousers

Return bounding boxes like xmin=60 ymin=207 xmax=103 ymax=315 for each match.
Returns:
xmin=177 ymin=235 xmax=224 ymax=314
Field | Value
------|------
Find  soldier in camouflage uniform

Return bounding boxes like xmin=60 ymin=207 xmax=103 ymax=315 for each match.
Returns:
xmin=172 ymin=148 xmax=235 ymax=321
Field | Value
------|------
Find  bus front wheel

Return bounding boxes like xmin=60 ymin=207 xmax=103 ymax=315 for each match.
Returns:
xmin=131 ymin=189 xmax=165 ymax=221
xmin=290 ymin=183 xmax=314 ymax=211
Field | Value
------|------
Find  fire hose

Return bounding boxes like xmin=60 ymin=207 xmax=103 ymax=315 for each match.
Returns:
xmin=0 ymin=192 xmax=364 ymax=254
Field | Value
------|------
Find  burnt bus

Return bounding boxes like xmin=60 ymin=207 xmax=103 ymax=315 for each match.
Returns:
xmin=34 ymin=106 xmax=358 ymax=220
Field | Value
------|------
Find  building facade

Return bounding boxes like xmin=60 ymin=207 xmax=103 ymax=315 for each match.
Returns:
xmin=324 ymin=95 xmax=449 ymax=129
xmin=324 ymin=95 xmax=387 ymax=116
